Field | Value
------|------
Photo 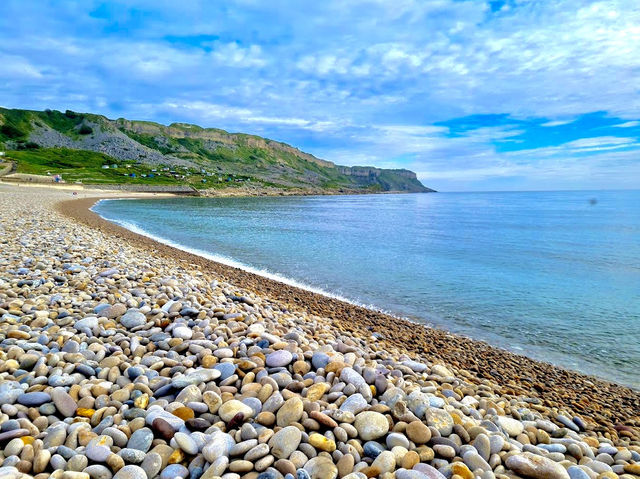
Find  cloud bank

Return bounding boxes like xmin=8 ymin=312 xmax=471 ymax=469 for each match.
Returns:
xmin=0 ymin=0 xmax=639 ymax=190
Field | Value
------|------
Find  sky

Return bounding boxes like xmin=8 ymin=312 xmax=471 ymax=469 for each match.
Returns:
xmin=1 ymin=0 xmax=639 ymax=191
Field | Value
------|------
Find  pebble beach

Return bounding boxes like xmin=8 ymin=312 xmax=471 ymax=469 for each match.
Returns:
xmin=0 ymin=184 xmax=639 ymax=479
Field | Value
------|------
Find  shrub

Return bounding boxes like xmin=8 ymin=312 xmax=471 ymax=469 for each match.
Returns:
xmin=0 ymin=124 xmax=25 ymax=139
xmin=25 ymin=142 xmax=40 ymax=149
xmin=65 ymin=110 xmax=77 ymax=118
xmin=78 ymin=125 xmax=93 ymax=135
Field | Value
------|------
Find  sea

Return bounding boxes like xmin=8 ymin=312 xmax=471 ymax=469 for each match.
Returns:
xmin=93 ymin=190 xmax=640 ymax=389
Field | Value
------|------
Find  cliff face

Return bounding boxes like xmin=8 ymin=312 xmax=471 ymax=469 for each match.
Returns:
xmin=0 ymin=107 xmax=436 ymax=193
xmin=338 ymin=166 xmax=417 ymax=178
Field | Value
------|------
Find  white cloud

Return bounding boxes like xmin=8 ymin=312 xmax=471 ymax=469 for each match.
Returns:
xmin=565 ymin=136 xmax=635 ymax=149
xmin=614 ymin=121 xmax=640 ymax=128
xmin=541 ymin=120 xmax=574 ymax=127
xmin=1 ymin=0 xmax=640 ymax=190
xmin=209 ymin=43 xmax=266 ymax=68
xmin=0 ymin=54 xmax=43 ymax=79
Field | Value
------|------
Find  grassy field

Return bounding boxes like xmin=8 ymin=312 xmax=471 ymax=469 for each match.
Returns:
xmin=5 ymin=148 xmax=241 ymax=188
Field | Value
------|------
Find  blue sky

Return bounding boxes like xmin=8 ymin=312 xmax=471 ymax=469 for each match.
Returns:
xmin=1 ymin=0 xmax=639 ymax=191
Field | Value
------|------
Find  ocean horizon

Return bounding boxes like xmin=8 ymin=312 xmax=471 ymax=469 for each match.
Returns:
xmin=94 ymin=190 xmax=640 ymax=389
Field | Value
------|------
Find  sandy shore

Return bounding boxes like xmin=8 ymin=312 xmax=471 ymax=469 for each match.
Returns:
xmin=0 ymin=183 xmax=639 ymax=479
xmin=59 ymin=195 xmax=640 ymax=437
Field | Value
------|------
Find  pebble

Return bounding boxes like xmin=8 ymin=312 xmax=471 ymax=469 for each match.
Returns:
xmin=266 ymin=350 xmax=293 ymax=367
xmin=120 ymin=310 xmax=147 ymax=329
xmin=174 ymin=432 xmax=199 ymax=455
xmin=127 ymin=428 xmax=153 ymax=452
xmin=277 ymin=397 xmax=304 ymax=426
xmin=270 ymin=426 xmax=302 ymax=459
xmin=354 ymin=411 xmax=389 ymax=440
xmin=51 ymin=387 xmax=78 ymax=417
xmin=17 ymin=391 xmax=51 ymax=406
xmin=304 ymin=456 xmax=338 ymax=479
xmin=0 ymin=188 xmax=636 ymax=479
xmin=113 ymin=465 xmax=148 ymax=479
xmin=219 ymin=400 xmax=254 ymax=422
xmin=497 ymin=416 xmax=525 ymax=437
xmin=425 ymin=408 xmax=454 ymax=436
xmin=505 ymin=452 xmax=570 ymax=479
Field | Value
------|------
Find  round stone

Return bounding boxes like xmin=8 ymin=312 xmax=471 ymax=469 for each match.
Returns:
xmin=160 ymin=464 xmax=189 ymax=479
xmin=174 ymin=432 xmax=198 ymax=455
xmin=372 ymin=450 xmax=396 ymax=474
xmin=218 ymin=400 xmax=254 ymax=422
xmin=304 ymin=456 xmax=338 ymax=479
xmin=113 ymin=465 xmax=148 ymax=479
xmin=120 ymin=310 xmax=147 ymax=329
xmin=270 ymin=426 xmax=302 ymax=459
xmin=84 ymin=465 xmax=112 ymax=479
xmin=406 ymin=421 xmax=431 ymax=444
xmin=266 ymin=350 xmax=293 ymax=368
xmin=127 ymin=428 xmax=153 ymax=452
xmin=214 ymin=363 xmax=236 ymax=381
xmin=386 ymin=432 xmax=410 ymax=449
xmin=339 ymin=393 xmax=368 ymax=415
xmin=311 ymin=353 xmax=330 ymax=370
xmin=425 ymin=408 xmax=454 ymax=436
xmin=17 ymin=392 xmax=51 ymax=407
xmin=354 ymin=412 xmax=389 ymax=440
xmin=505 ymin=452 xmax=570 ymax=479
xmin=497 ymin=417 xmax=524 ymax=437
xmin=277 ymin=397 xmax=304 ymax=427
xmin=51 ymin=387 xmax=77 ymax=418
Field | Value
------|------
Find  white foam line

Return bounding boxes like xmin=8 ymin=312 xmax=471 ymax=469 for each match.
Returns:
xmin=90 ymin=199 xmax=401 ymax=316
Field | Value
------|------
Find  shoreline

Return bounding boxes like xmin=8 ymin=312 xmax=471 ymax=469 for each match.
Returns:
xmin=58 ymin=194 xmax=640 ymax=439
xmin=85 ymin=197 xmax=634 ymax=390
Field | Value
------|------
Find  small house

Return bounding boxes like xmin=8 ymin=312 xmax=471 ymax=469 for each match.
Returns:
xmin=101 ymin=165 xmax=110 ymax=169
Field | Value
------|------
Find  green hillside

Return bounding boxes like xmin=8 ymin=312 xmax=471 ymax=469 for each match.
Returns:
xmin=0 ymin=107 xmax=435 ymax=193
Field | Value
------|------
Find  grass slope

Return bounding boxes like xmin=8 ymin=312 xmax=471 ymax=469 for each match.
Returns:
xmin=0 ymin=107 xmax=434 ymax=192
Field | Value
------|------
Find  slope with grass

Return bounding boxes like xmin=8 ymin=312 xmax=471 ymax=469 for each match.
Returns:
xmin=0 ymin=107 xmax=435 ymax=193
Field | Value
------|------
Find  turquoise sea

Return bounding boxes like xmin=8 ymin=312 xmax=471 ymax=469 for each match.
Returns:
xmin=94 ymin=190 xmax=640 ymax=389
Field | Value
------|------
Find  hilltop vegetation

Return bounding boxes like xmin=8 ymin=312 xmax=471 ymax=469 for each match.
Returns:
xmin=0 ymin=107 xmax=435 ymax=193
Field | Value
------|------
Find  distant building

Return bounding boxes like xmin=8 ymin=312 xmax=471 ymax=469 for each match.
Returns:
xmin=110 ymin=164 xmax=118 ymax=169
xmin=101 ymin=165 xmax=110 ymax=169
xmin=0 ymin=151 xmax=5 ymax=157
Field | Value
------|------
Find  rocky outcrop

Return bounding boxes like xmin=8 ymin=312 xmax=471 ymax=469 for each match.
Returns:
xmin=1 ymin=107 xmax=436 ymax=192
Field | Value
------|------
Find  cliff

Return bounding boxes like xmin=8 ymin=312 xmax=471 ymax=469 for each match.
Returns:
xmin=0 ymin=107 xmax=436 ymax=193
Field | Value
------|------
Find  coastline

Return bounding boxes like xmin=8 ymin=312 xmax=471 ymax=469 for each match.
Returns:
xmin=58 ymin=194 xmax=640 ymax=438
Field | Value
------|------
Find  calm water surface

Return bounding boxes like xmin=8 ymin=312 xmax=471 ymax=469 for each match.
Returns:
xmin=94 ymin=191 xmax=640 ymax=388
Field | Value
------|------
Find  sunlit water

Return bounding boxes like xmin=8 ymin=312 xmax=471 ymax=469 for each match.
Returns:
xmin=94 ymin=191 xmax=640 ymax=388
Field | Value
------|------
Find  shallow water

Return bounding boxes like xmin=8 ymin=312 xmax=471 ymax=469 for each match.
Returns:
xmin=94 ymin=190 xmax=640 ymax=388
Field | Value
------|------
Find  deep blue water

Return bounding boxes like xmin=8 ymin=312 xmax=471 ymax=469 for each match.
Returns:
xmin=94 ymin=191 xmax=640 ymax=388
